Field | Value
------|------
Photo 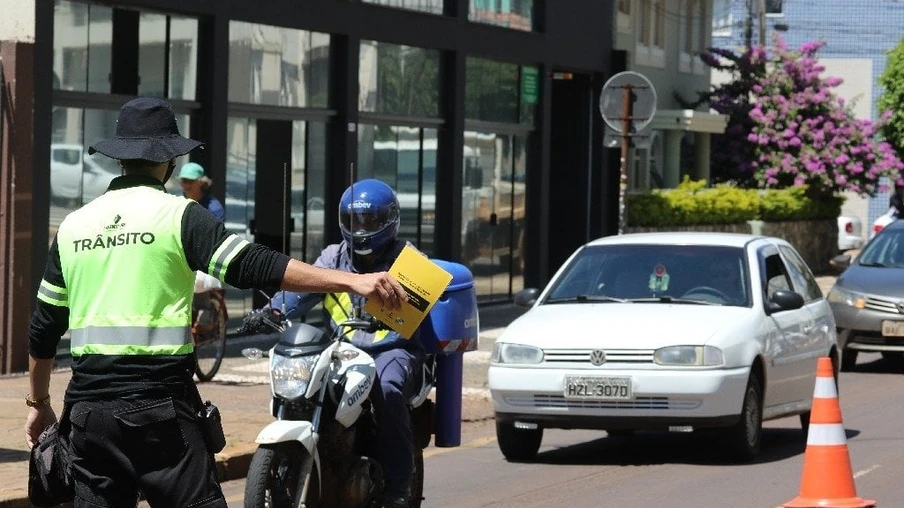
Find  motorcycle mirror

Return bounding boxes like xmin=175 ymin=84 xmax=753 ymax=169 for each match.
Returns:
xmin=242 ymin=347 xmax=264 ymax=360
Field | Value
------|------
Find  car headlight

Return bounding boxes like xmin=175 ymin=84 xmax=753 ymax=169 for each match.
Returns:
xmin=826 ymin=286 xmax=866 ymax=309
xmin=491 ymin=343 xmax=544 ymax=364
xmin=270 ymin=354 xmax=317 ymax=399
xmin=654 ymin=346 xmax=724 ymax=366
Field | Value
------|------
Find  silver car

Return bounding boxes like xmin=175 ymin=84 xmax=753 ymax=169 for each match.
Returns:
xmin=828 ymin=219 xmax=904 ymax=370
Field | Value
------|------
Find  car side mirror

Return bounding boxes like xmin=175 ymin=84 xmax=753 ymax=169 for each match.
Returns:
xmin=766 ymin=290 xmax=805 ymax=314
xmin=514 ymin=288 xmax=540 ymax=308
xmin=829 ymin=254 xmax=852 ymax=272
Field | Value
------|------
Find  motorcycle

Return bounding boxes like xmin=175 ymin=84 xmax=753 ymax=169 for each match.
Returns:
xmin=241 ymin=313 xmax=435 ymax=508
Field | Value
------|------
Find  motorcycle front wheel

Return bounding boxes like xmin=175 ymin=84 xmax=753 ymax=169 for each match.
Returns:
xmin=194 ymin=291 xmax=227 ymax=382
xmin=244 ymin=442 xmax=321 ymax=508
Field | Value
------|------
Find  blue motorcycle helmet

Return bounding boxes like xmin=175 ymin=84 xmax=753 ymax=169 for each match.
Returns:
xmin=338 ymin=179 xmax=400 ymax=269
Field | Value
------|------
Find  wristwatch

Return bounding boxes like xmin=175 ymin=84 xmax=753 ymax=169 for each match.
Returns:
xmin=25 ymin=394 xmax=51 ymax=408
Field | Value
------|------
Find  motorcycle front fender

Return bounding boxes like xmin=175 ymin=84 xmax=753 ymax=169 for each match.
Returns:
xmin=255 ymin=420 xmax=319 ymax=453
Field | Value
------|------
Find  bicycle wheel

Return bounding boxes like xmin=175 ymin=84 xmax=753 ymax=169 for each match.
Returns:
xmin=195 ymin=292 xmax=227 ymax=382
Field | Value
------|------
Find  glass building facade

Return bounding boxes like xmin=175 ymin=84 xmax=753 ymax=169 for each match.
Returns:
xmin=20 ymin=0 xmax=617 ymax=333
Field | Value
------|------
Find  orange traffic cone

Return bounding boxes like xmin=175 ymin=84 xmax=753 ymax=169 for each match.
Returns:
xmin=783 ymin=357 xmax=875 ymax=508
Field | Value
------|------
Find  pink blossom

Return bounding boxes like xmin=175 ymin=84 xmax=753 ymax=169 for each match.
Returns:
xmin=697 ymin=34 xmax=903 ymax=196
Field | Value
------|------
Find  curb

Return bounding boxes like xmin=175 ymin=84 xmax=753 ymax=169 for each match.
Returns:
xmin=215 ymin=443 xmax=258 ymax=483
xmin=0 ymin=490 xmax=30 ymax=508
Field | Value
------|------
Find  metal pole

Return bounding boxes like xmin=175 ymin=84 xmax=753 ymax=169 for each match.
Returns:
xmin=586 ymin=83 xmax=593 ymax=243
xmin=618 ymin=85 xmax=633 ymax=235
xmin=744 ymin=0 xmax=753 ymax=49
xmin=281 ymin=162 xmax=288 ymax=316
xmin=757 ymin=0 xmax=767 ymax=46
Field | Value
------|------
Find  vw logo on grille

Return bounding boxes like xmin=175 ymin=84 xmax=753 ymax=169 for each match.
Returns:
xmin=589 ymin=349 xmax=607 ymax=366
xmin=897 ymin=301 xmax=904 ymax=314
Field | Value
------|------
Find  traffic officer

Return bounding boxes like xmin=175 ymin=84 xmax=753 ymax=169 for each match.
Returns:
xmin=24 ymin=97 xmax=406 ymax=508
xmin=245 ymin=178 xmax=422 ymax=508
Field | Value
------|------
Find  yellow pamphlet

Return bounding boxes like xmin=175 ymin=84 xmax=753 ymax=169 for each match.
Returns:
xmin=364 ymin=244 xmax=453 ymax=339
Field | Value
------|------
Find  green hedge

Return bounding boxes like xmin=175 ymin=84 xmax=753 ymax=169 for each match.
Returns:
xmin=627 ymin=178 xmax=844 ymax=227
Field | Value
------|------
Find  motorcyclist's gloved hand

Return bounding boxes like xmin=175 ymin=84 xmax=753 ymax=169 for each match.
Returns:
xmin=240 ymin=307 xmax=285 ymax=335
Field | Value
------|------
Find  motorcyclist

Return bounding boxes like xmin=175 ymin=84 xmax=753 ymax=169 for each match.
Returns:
xmin=244 ymin=178 xmax=422 ymax=508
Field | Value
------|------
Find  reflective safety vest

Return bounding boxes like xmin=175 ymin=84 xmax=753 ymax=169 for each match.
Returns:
xmin=324 ymin=292 xmax=392 ymax=346
xmin=54 ymin=186 xmax=197 ymax=357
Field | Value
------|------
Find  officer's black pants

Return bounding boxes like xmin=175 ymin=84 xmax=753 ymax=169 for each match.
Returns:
xmin=68 ymin=395 xmax=227 ymax=508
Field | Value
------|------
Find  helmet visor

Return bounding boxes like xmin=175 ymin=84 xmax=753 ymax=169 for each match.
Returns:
xmin=340 ymin=207 xmax=398 ymax=237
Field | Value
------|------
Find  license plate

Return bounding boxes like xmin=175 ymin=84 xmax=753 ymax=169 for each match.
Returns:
xmin=564 ymin=376 xmax=632 ymax=400
xmin=882 ymin=320 xmax=904 ymax=337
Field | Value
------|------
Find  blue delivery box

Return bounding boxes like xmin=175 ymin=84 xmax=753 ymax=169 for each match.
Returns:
xmin=419 ymin=260 xmax=479 ymax=355
xmin=420 ymin=260 xmax=478 ymax=447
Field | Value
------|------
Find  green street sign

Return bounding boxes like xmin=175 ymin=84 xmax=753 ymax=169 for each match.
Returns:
xmin=521 ymin=66 xmax=539 ymax=105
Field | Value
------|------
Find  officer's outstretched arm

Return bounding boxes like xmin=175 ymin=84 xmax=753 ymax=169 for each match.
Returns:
xmin=281 ymin=259 xmax=406 ymax=310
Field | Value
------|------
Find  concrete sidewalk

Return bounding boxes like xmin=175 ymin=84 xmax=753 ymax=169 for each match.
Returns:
xmin=0 ymin=302 xmax=528 ymax=508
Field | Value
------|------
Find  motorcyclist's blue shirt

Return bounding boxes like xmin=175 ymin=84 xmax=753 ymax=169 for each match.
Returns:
xmin=270 ymin=240 xmax=422 ymax=354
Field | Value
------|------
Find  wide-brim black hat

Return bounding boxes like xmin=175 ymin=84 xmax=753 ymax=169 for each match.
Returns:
xmin=88 ymin=97 xmax=203 ymax=162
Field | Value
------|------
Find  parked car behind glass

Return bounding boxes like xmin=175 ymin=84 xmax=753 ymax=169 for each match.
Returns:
xmin=488 ymin=232 xmax=838 ymax=462
xmin=50 ymin=143 xmax=120 ymax=204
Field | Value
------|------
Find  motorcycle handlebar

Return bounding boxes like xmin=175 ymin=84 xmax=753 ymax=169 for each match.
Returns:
xmin=337 ymin=317 xmax=381 ymax=333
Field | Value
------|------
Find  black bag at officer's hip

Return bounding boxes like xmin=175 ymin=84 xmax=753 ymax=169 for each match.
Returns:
xmin=28 ymin=412 xmax=74 ymax=507
xmin=199 ymin=400 xmax=226 ymax=454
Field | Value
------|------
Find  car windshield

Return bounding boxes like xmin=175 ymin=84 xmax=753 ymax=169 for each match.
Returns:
xmin=543 ymin=244 xmax=751 ymax=307
xmin=858 ymin=228 xmax=904 ymax=267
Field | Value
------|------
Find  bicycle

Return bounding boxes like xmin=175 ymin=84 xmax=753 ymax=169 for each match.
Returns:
xmin=191 ymin=285 xmax=228 ymax=382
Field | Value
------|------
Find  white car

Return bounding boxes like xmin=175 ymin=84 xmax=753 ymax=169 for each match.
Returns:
xmin=837 ymin=215 xmax=864 ymax=251
xmin=870 ymin=208 xmax=897 ymax=239
xmin=488 ymin=232 xmax=838 ymax=462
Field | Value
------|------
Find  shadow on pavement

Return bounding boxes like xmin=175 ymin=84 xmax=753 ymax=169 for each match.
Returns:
xmin=844 ymin=353 xmax=904 ymax=375
xmin=0 ymin=449 xmax=29 ymax=464
xmin=522 ymin=425 xmax=855 ymax=467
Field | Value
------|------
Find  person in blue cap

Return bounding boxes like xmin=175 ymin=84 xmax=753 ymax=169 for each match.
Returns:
xmin=179 ymin=162 xmax=225 ymax=222
xmin=242 ymin=178 xmax=422 ymax=508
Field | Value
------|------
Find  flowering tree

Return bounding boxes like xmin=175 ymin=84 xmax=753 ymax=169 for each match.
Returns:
xmin=695 ymin=37 xmax=903 ymax=196
xmin=878 ymin=38 xmax=904 ymax=159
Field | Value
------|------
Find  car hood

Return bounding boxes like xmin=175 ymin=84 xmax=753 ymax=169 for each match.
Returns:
xmin=498 ymin=303 xmax=754 ymax=349
xmin=838 ymin=265 xmax=904 ymax=297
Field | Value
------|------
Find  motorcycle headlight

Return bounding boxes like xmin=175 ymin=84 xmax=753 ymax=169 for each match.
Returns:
xmin=654 ymin=346 xmax=724 ymax=366
xmin=491 ymin=343 xmax=544 ymax=364
xmin=826 ymin=286 xmax=866 ymax=309
xmin=270 ymin=354 xmax=317 ymax=399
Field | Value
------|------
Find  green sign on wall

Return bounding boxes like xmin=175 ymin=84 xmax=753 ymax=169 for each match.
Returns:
xmin=520 ymin=66 xmax=539 ymax=105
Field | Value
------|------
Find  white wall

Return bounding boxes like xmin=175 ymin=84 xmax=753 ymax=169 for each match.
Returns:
xmin=822 ymin=58 xmax=874 ymax=242
xmin=0 ymin=0 xmax=36 ymax=43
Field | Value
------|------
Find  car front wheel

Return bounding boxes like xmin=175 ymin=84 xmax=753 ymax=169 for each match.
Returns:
xmin=496 ymin=421 xmax=543 ymax=462
xmin=719 ymin=373 xmax=763 ymax=462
